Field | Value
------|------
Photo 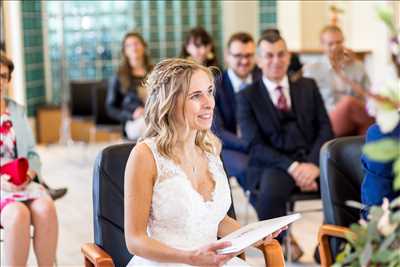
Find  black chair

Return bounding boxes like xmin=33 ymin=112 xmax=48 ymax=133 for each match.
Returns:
xmin=318 ymin=136 xmax=365 ymax=266
xmin=70 ymin=80 xmax=103 ymax=118
xmin=91 ymin=82 xmax=120 ymax=127
xmin=89 ymin=82 xmax=122 ymax=142
xmin=82 ymin=143 xmax=284 ymax=267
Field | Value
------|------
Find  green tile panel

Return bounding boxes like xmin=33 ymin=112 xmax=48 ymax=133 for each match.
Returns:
xmin=259 ymin=0 xmax=277 ymax=33
xmin=22 ymin=0 xmax=45 ymax=116
xmin=45 ymin=0 xmax=223 ymax=104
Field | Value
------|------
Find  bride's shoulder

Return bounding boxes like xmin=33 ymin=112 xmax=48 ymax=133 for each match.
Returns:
xmin=126 ymin=141 xmax=157 ymax=174
xmin=130 ymin=141 xmax=154 ymax=161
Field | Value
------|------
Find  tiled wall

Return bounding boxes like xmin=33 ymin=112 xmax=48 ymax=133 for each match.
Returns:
xmin=45 ymin=0 xmax=222 ymax=105
xmin=259 ymin=0 xmax=277 ymax=33
xmin=19 ymin=0 xmax=273 ymax=115
xmin=21 ymin=0 xmax=46 ymax=116
xmin=133 ymin=0 xmax=222 ymax=63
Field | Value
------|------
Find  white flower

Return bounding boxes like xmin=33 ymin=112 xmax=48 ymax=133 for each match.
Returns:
xmin=376 ymin=109 xmax=400 ymax=133
xmin=390 ymin=41 xmax=400 ymax=56
xmin=373 ymin=79 xmax=400 ymax=133
xmin=377 ymin=198 xmax=399 ymax=236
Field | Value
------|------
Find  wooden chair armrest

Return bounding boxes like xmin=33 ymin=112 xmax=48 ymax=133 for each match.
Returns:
xmin=256 ymin=239 xmax=285 ymax=267
xmin=81 ymin=243 xmax=114 ymax=267
xmin=318 ymin=224 xmax=354 ymax=267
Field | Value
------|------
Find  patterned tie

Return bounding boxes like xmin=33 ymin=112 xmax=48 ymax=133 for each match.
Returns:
xmin=275 ymin=85 xmax=289 ymax=112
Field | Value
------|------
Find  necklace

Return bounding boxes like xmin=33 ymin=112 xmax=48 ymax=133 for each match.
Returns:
xmin=192 ymin=165 xmax=197 ymax=175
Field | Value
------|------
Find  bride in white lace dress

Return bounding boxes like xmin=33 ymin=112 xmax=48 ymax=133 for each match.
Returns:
xmin=124 ymin=59 xmax=282 ymax=266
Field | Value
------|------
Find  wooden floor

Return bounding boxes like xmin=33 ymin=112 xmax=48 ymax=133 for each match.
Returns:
xmin=1 ymin=142 xmax=321 ymax=266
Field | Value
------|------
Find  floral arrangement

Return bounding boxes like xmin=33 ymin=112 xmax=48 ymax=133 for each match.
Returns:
xmin=333 ymin=6 xmax=400 ymax=267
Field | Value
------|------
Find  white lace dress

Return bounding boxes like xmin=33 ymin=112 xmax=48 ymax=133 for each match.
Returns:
xmin=127 ymin=138 xmax=249 ymax=266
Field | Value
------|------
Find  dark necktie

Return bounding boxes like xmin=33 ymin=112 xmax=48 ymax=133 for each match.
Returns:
xmin=275 ymin=85 xmax=289 ymax=112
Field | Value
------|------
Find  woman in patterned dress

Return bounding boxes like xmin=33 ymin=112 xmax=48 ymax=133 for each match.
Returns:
xmin=0 ymin=52 xmax=58 ymax=266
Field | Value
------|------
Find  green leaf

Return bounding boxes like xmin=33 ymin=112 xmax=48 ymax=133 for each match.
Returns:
xmin=379 ymin=232 xmax=396 ymax=252
xmin=369 ymin=206 xmax=384 ymax=222
xmin=376 ymin=6 xmax=396 ymax=34
xmin=391 ymin=211 xmax=400 ymax=223
xmin=394 ymin=157 xmax=400 ymax=191
xmin=363 ymin=139 xmax=400 ymax=162
xmin=371 ymin=249 xmax=393 ymax=263
xmin=390 ymin=196 xmax=400 ymax=208
xmin=360 ymin=242 xmax=373 ymax=266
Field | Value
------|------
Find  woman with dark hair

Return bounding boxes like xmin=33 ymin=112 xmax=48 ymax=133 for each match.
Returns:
xmin=106 ymin=32 xmax=152 ymax=139
xmin=181 ymin=26 xmax=218 ymax=67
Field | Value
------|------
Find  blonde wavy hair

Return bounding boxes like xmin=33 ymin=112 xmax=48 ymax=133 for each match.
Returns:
xmin=140 ymin=58 xmax=221 ymax=161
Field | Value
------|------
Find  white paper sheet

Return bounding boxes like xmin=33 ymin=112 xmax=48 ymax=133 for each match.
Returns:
xmin=217 ymin=213 xmax=301 ymax=254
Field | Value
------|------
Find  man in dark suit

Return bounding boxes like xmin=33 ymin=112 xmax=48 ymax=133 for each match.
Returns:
xmin=237 ymin=33 xmax=334 ymax=222
xmin=213 ymin=32 xmax=261 ymax=187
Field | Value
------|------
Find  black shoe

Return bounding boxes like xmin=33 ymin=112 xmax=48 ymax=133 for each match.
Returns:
xmin=48 ymin=188 xmax=68 ymax=200
xmin=314 ymin=246 xmax=321 ymax=264
xmin=39 ymin=181 xmax=68 ymax=200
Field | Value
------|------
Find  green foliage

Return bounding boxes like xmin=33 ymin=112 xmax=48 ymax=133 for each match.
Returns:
xmin=363 ymin=139 xmax=400 ymax=162
xmin=334 ymin=197 xmax=400 ymax=267
xmin=394 ymin=157 xmax=400 ymax=190
xmin=363 ymin=139 xmax=400 ymax=191
xmin=377 ymin=6 xmax=396 ymax=34
xmin=333 ymin=6 xmax=400 ymax=267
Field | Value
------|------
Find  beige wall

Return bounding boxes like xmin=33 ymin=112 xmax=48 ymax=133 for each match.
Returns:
xmin=277 ymin=1 xmax=302 ymax=50
xmin=3 ymin=0 xmax=26 ymax=106
xmin=221 ymin=1 xmax=259 ymax=58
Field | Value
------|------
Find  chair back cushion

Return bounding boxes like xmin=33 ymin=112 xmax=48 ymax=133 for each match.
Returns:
xmin=70 ymin=80 xmax=101 ymax=117
xmin=92 ymin=143 xmax=238 ymax=266
xmin=92 ymin=82 xmax=121 ymax=126
xmin=320 ymin=136 xmax=365 ymax=227
xmin=93 ymin=143 xmax=135 ymax=267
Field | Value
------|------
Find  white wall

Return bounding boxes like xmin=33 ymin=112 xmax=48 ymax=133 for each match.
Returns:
xmin=342 ymin=1 xmax=393 ymax=87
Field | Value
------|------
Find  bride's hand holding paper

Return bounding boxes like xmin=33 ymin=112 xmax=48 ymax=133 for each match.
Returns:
xmin=252 ymin=225 xmax=288 ymax=248
xmin=217 ymin=214 xmax=301 ymax=254
xmin=189 ymin=241 xmax=237 ymax=267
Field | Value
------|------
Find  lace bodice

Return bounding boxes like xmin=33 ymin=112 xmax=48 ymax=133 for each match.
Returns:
xmin=143 ymin=138 xmax=232 ymax=250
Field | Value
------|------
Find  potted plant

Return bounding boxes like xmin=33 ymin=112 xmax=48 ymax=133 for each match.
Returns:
xmin=333 ymin=6 xmax=400 ymax=267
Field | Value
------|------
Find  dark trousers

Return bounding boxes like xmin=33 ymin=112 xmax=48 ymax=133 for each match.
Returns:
xmin=250 ymin=168 xmax=297 ymax=242
xmin=221 ymin=149 xmax=248 ymax=188
xmin=253 ymin=168 xmax=297 ymax=221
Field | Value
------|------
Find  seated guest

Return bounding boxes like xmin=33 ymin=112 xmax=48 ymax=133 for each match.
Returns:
xmin=0 ymin=52 xmax=58 ymax=266
xmin=106 ymin=32 xmax=152 ymax=139
xmin=181 ymin=26 xmax=218 ymax=67
xmin=303 ymin=25 xmax=374 ymax=137
xmin=261 ymin=28 xmax=303 ymax=82
xmin=237 ymin=33 xmax=333 ymax=237
xmin=361 ymin=122 xmax=400 ymax=218
xmin=124 ymin=58 xmax=284 ymax=266
xmin=213 ymin=32 xmax=260 ymax=187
